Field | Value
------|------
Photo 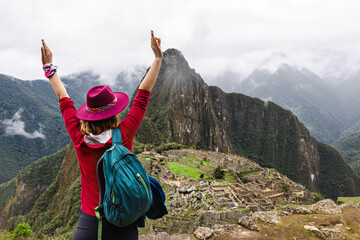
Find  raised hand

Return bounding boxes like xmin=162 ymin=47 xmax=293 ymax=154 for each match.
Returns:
xmin=40 ymin=39 xmax=69 ymax=99
xmin=138 ymin=30 xmax=163 ymax=91
xmin=41 ymin=39 xmax=53 ymax=65
xmin=151 ymin=30 xmax=163 ymax=59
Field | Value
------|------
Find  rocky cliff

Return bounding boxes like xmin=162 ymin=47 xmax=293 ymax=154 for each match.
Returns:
xmin=133 ymin=49 xmax=360 ymax=199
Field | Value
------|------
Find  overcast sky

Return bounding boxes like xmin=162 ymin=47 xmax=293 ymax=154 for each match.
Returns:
xmin=1 ymin=0 xmax=360 ymax=83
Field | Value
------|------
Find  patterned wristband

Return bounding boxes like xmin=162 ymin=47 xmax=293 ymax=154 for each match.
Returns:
xmin=43 ymin=63 xmax=58 ymax=78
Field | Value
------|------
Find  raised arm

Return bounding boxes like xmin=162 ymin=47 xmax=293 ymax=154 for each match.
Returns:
xmin=138 ymin=30 xmax=163 ymax=92
xmin=41 ymin=39 xmax=69 ymax=99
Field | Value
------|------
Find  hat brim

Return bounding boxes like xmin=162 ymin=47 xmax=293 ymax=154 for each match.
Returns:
xmin=76 ymin=92 xmax=129 ymax=121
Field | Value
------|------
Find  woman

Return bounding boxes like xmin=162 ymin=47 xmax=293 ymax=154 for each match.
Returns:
xmin=41 ymin=30 xmax=163 ymax=240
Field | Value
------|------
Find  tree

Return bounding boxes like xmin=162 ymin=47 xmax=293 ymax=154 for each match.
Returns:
xmin=213 ymin=167 xmax=224 ymax=179
xmin=12 ymin=223 xmax=32 ymax=240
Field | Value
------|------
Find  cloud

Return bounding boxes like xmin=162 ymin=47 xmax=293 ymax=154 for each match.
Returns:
xmin=0 ymin=0 xmax=360 ymax=83
xmin=262 ymin=97 xmax=273 ymax=109
xmin=1 ymin=108 xmax=46 ymax=139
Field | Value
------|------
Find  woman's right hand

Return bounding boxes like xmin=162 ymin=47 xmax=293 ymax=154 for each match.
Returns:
xmin=41 ymin=39 xmax=53 ymax=65
xmin=151 ymin=30 xmax=163 ymax=59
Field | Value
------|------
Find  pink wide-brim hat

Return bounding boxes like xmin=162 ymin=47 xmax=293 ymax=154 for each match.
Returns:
xmin=76 ymin=85 xmax=129 ymax=121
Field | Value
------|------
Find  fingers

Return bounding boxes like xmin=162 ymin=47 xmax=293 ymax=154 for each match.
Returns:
xmin=41 ymin=47 xmax=45 ymax=65
xmin=41 ymin=39 xmax=53 ymax=64
xmin=42 ymin=39 xmax=49 ymax=50
xmin=150 ymin=30 xmax=163 ymax=58
xmin=150 ymin=30 xmax=161 ymax=48
xmin=41 ymin=47 xmax=45 ymax=60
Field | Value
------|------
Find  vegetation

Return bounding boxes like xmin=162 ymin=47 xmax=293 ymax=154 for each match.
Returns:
xmin=256 ymin=206 xmax=360 ymax=240
xmin=156 ymin=142 xmax=183 ymax=153
xmin=212 ymin=167 xmax=225 ymax=179
xmin=167 ymin=162 xmax=209 ymax=179
xmin=0 ymin=144 xmax=80 ymax=239
xmin=280 ymin=184 xmax=290 ymax=192
xmin=0 ymin=146 xmax=65 ymax=216
xmin=238 ymin=173 xmax=249 ymax=183
xmin=316 ymin=142 xmax=360 ymax=200
xmin=11 ymin=223 xmax=33 ymax=239
xmin=333 ymin=131 xmax=360 ymax=177
xmin=312 ymin=192 xmax=323 ymax=203
xmin=338 ymin=196 xmax=360 ymax=203
xmin=0 ymin=223 xmax=33 ymax=240
xmin=0 ymin=73 xmax=102 ymax=184
xmin=276 ymin=200 xmax=286 ymax=206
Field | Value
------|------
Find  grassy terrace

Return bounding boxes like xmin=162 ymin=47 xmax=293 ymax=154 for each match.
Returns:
xmin=138 ymin=153 xmax=237 ymax=182
xmin=182 ymin=155 xmax=215 ymax=169
xmin=338 ymin=197 xmax=360 ymax=203
xmin=167 ymin=161 xmax=237 ymax=182
xmin=167 ymin=162 xmax=210 ymax=179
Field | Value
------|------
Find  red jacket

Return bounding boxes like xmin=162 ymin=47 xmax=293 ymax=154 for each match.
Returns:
xmin=59 ymin=89 xmax=150 ymax=216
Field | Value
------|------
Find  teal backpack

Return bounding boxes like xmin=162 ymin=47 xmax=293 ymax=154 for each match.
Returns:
xmin=95 ymin=128 xmax=152 ymax=239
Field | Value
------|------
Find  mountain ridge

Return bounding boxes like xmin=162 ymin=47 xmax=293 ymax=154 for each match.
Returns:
xmin=132 ymin=48 xmax=360 ymax=199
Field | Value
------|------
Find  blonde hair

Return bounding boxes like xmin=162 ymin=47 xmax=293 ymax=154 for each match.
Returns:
xmin=80 ymin=114 xmax=120 ymax=135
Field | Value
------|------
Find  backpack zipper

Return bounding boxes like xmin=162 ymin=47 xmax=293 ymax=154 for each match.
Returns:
xmin=137 ymin=173 xmax=149 ymax=199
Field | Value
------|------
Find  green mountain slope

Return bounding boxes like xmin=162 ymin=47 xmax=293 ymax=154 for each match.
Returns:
xmin=0 ymin=72 xmax=141 ymax=184
xmin=333 ymin=131 xmax=360 ymax=177
xmin=237 ymin=66 xmax=344 ymax=144
xmin=0 ymin=146 xmax=66 ymax=229
xmin=0 ymin=73 xmax=98 ymax=183
xmin=0 ymin=144 xmax=80 ymax=239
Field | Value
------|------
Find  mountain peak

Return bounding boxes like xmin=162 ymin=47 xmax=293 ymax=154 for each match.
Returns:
xmin=164 ymin=48 xmax=183 ymax=56
xmin=163 ymin=48 xmax=190 ymax=69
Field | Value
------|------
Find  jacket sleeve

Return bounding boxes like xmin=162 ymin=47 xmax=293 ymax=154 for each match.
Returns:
xmin=59 ymin=97 xmax=83 ymax=145
xmin=120 ymin=89 xmax=151 ymax=141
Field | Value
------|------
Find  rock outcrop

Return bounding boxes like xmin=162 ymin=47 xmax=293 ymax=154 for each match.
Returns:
xmin=309 ymin=199 xmax=342 ymax=215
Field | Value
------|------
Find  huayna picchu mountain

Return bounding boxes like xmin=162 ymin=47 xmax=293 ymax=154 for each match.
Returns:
xmin=132 ymin=49 xmax=360 ymax=199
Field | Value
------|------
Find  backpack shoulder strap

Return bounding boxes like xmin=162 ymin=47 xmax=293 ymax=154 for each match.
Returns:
xmin=112 ymin=127 xmax=122 ymax=144
xmin=97 ymin=158 xmax=105 ymax=204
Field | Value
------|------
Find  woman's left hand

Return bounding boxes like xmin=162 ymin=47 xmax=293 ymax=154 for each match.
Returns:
xmin=41 ymin=39 xmax=53 ymax=65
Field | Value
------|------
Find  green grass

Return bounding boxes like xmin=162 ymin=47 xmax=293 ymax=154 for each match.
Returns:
xmin=181 ymin=158 xmax=201 ymax=166
xmin=183 ymin=156 xmax=216 ymax=169
xmin=205 ymin=165 xmax=216 ymax=170
xmin=167 ymin=162 xmax=210 ymax=179
xmin=202 ymin=159 xmax=210 ymax=165
xmin=338 ymin=197 xmax=360 ymax=203
xmin=277 ymin=200 xmax=286 ymax=206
